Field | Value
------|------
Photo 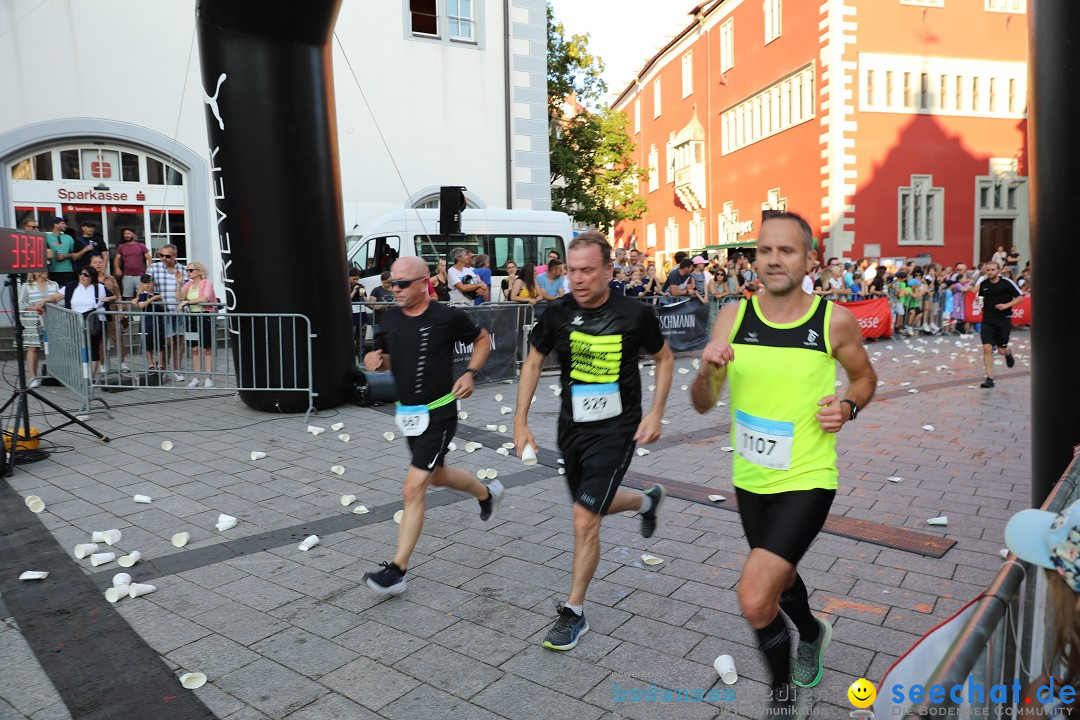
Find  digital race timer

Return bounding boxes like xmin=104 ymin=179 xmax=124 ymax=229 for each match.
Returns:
xmin=0 ymin=228 xmax=48 ymax=274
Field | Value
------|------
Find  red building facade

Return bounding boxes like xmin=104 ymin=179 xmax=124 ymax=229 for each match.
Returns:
xmin=612 ymin=0 xmax=1028 ymax=269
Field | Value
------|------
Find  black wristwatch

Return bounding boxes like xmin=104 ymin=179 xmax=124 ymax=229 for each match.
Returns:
xmin=464 ymin=368 xmax=479 ymax=376
xmin=841 ymin=399 xmax=858 ymax=422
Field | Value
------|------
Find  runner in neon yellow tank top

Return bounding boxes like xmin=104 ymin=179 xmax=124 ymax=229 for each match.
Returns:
xmin=691 ymin=211 xmax=877 ymax=719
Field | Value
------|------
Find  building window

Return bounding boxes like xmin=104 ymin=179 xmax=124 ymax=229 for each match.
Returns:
xmin=147 ymin=158 xmax=184 ymax=186
xmin=447 ymin=0 xmax=474 ymax=41
xmin=646 ymin=223 xmax=657 ymax=248
xmin=971 ymin=76 xmax=979 ymax=112
xmin=648 ymin=145 xmax=658 ymax=192
xmin=666 ymin=132 xmax=676 ymax=184
xmin=722 ymin=63 xmax=814 ymax=155
xmin=764 ymin=0 xmax=782 ymax=44
xmin=634 ymin=99 xmax=640 ymax=134
xmin=1008 ymin=78 xmax=1016 ymax=113
xmin=665 ymin=217 xmax=679 ymax=252
xmin=9 ymin=151 xmax=53 ymax=181
xmin=653 ymin=78 xmax=662 ymax=118
xmin=988 ymin=77 xmax=997 ymax=113
xmin=149 ymin=210 xmax=188 ymax=258
xmin=956 ymin=74 xmax=963 ymax=110
xmin=898 ymin=174 xmax=944 ymax=245
xmin=939 ymin=75 xmax=947 ymax=111
xmin=410 ymin=0 xmax=439 ymax=36
xmin=903 ymin=72 xmax=912 ymax=108
xmin=682 ymin=51 xmax=693 ymax=98
xmin=885 ymin=71 xmax=894 ymax=107
xmin=860 ymin=54 xmax=1024 ymax=118
xmin=720 ymin=19 xmax=734 ymax=73
xmin=919 ymin=73 xmax=929 ymax=110
xmin=985 ymin=0 xmax=1024 ymax=12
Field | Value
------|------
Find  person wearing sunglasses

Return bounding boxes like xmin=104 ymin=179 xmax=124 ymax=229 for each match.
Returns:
xmin=35 ymin=267 xmax=117 ymax=377
xmin=361 ymin=256 xmax=499 ymax=595
xmin=149 ymin=244 xmax=188 ymax=382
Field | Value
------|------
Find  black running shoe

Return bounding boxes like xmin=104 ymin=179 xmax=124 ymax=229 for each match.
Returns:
xmin=640 ymin=484 xmax=665 ymax=539
xmin=363 ymin=561 xmax=407 ymax=594
xmin=542 ymin=602 xmax=589 ymax=651
xmin=1005 ymin=352 xmax=1015 ymax=368
xmin=479 ymin=480 xmax=504 ymax=521
xmin=980 ymin=377 xmax=995 ymax=389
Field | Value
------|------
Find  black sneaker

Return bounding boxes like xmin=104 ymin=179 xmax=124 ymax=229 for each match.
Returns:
xmin=792 ymin=617 xmax=831 ymax=688
xmin=542 ymin=602 xmax=589 ymax=651
xmin=363 ymin=561 xmax=407 ymax=594
xmin=1005 ymin=351 xmax=1015 ymax=368
xmin=479 ymin=480 xmax=504 ymax=521
xmin=640 ymin=484 xmax=665 ymax=539
xmin=980 ymin=377 xmax=995 ymax=389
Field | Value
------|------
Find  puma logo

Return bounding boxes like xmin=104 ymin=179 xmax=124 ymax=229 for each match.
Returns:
xmin=204 ymin=73 xmax=227 ymax=130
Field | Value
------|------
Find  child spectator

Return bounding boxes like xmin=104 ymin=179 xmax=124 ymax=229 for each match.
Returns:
xmin=136 ymin=274 xmax=166 ymax=371
xmin=609 ymin=266 xmax=628 ymax=295
xmin=850 ymin=272 xmax=864 ymax=301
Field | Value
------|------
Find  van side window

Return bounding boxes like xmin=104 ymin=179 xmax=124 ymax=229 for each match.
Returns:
xmin=417 ymin=234 xmax=565 ymax=272
xmin=352 ymin=236 xmax=400 ymax=277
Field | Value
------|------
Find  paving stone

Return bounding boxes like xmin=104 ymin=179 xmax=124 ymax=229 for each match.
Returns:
xmin=282 ymin=693 xmax=383 ymax=720
xmin=428 ymin=620 xmax=529 ymax=666
xmin=499 ymin=644 xmax=610 ymax=698
xmin=191 ymin=600 xmax=289 ymax=645
xmin=320 ymin=657 xmax=419 ymax=712
xmin=333 ymin=620 xmax=430 ymax=665
xmin=472 ymin=675 xmax=606 ymax=720
xmin=216 ymin=575 xmax=304 ymax=612
xmin=268 ymin=597 xmax=366 ymax=640
xmin=358 ymin=597 xmax=459 ymax=638
xmin=610 ymin=616 xmax=705 ymax=658
xmin=380 ymin=684 xmax=504 ymax=720
xmin=250 ymin=627 xmax=359 ymax=679
xmin=393 ymin=643 xmax=504 ymax=699
xmin=167 ymin=633 xmax=261 ymax=679
xmin=216 ymin=658 xmax=328 ymax=717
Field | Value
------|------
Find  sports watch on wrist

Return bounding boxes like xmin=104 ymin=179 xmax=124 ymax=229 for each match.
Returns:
xmin=841 ymin=399 xmax=858 ymax=422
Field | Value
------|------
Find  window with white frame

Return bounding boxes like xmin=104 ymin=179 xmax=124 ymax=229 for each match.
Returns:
xmin=764 ymin=0 xmax=781 ymax=44
xmin=646 ymin=223 xmax=657 ymax=248
xmin=722 ymin=63 xmax=814 ymax=154
xmin=690 ymin=212 xmax=705 ymax=248
xmin=634 ymin=99 xmax=641 ymax=134
xmin=860 ymin=53 xmax=1025 ymax=118
xmin=898 ymin=175 xmax=944 ymax=245
xmin=666 ymin=132 xmax=676 ymax=184
xmin=408 ymin=0 xmax=480 ymax=44
xmin=447 ymin=0 xmax=474 ymax=40
xmin=409 ymin=0 xmax=439 ymax=36
xmin=665 ymin=217 xmax=679 ymax=252
xmin=720 ymin=18 xmax=734 ymax=73
xmin=985 ymin=0 xmax=1024 ymax=12
xmin=653 ymin=78 xmax=662 ymax=118
xmin=682 ymin=52 xmax=693 ymax=98
xmin=648 ymin=145 xmax=659 ymax=192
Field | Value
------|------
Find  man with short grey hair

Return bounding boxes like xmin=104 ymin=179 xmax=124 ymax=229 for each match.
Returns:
xmin=447 ymin=248 xmax=487 ymax=304
xmin=149 ymin=244 xmax=188 ymax=382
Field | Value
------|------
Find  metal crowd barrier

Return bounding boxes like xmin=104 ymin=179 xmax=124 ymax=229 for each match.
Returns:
xmin=40 ymin=305 xmax=102 ymax=413
xmin=906 ymin=454 xmax=1080 ymax=717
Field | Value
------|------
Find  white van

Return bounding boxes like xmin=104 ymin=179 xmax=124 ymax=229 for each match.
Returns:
xmin=346 ymin=208 xmax=572 ymax=300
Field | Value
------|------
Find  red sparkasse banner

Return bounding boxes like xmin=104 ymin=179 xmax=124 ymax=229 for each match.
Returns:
xmin=963 ymin=292 xmax=1031 ymax=326
xmin=839 ymin=298 xmax=893 ymax=338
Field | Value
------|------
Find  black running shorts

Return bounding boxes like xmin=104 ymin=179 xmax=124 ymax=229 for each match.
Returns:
xmin=980 ymin=317 xmax=1012 ymax=348
xmin=406 ymin=415 xmax=457 ymax=472
xmin=735 ymin=487 xmax=836 ymax=566
xmin=558 ymin=425 xmax=636 ymax=516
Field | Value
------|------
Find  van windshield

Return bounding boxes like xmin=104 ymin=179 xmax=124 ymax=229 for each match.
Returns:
xmin=417 ymin=234 xmax=564 ymax=272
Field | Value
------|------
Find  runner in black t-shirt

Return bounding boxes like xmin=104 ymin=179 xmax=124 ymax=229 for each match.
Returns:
xmin=361 ymin=256 xmax=502 ymax=594
xmin=514 ymin=231 xmax=674 ymax=651
xmin=975 ymin=261 xmax=1024 ymax=389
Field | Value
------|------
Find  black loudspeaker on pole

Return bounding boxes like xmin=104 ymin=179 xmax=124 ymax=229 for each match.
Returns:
xmin=196 ymin=0 xmax=352 ymax=412
xmin=440 ymin=186 xmax=467 ymax=236
xmin=1029 ymin=2 xmax=1080 ymax=505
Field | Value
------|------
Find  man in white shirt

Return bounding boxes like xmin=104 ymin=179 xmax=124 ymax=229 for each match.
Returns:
xmin=447 ymin=248 xmax=488 ymax=304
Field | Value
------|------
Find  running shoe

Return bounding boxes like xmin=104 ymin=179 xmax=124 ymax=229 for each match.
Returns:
xmin=980 ymin=377 xmax=995 ymax=389
xmin=542 ymin=602 xmax=588 ymax=651
xmin=187 ymin=378 xmax=201 ymax=388
xmin=28 ymin=378 xmax=41 ymax=389
xmin=204 ymin=378 xmax=215 ymax=388
xmin=640 ymin=484 xmax=665 ymax=539
xmin=1005 ymin=352 xmax=1015 ymax=368
xmin=173 ymin=372 xmax=185 ymax=382
xmin=792 ymin=617 xmax=832 ymax=688
xmin=479 ymin=479 xmax=504 ymax=521
xmin=120 ymin=362 xmax=131 ymax=371
xmin=363 ymin=561 xmax=407 ymax=594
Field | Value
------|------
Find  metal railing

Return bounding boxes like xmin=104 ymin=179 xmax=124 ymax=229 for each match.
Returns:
xmin=40 ymin=304 xmax=102 ymax=413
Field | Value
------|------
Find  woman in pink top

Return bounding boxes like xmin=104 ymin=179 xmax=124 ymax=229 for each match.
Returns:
xmin=177 ymin=262 xmax=219 ymax=388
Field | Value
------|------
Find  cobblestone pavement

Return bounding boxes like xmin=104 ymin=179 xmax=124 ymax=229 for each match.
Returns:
xmin=0 ymin=330 xmax=1033 ymax=720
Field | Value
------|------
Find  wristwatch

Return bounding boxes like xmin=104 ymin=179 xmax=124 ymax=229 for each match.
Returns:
xmin=841 ymin=399 xmax=858 ymax=422
xmin=464 ymin=368 xmax=479 ymax=376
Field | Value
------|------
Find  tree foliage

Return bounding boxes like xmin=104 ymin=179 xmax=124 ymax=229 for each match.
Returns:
xmin=547 ymin=4 xmax=645 ymax=231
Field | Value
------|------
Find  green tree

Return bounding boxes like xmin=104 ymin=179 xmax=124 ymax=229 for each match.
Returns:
xmin=548 ymin=4 xmax=645 ymax=231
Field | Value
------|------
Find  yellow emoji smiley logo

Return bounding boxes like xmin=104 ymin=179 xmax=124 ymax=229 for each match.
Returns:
xmin=848 ymin=678 xmax=877 ymax=709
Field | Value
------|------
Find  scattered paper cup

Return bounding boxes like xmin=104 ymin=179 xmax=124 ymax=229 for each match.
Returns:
xmin=91 ymin=530 xmax=109 ymax=543
xmin=118 ymin=551 xmax=142 ymax=568
xmin=216 ymin=514 xmax=238 ymax=532
xmin=708 ymin=494 xmax=726 ymax=502
xmin=307 ymin=426 xmax=325 ymax=435
xmin=74 ymin=543 xmax=99 ymax=559
xmin=353 ymin=505 xmax=369 ymax=514
xmin=486 ymin=424 xmax=498 ymax=431
xmin=172 ymin=532 xmax=191 ymax=547
xmin=128 ymin=583 xmax=157 ymax=598
xmin=24 ymin=495 xmax=41 ymax=508
xmin=553 ymin=388 xmax=561 ymax=397
xmin=338 ymin=434 xmax=350 ymax=443
xmin=500 ymin=406 xmax=512 ymax=415
xmin=447 ymin=442 xmax=457 ymax=452
xmin=680 ymin=385 xmax=688 ymax=391
xmin=647 ymin=384 xmax=655 ymax=392
xmin=636 ymin=448 xmax=650 ymax=456
xmin=498 ymin=424 xmax=507 ymax=433
xmin=105 ymin=585 xmax=129 ymax=603
xmin=180 ymin=672 xmax=207 ymax=690
xmin=558 ymin=468 xmax=566 ymax=475
xmin=464 ymin=442 xmax=480 ymax=453
xmin=331 ymin=422 xmax=344 ymax=431
xmin=393 ymin=510 xmax=404 ymax=524
xmin=908 ymin=389 xmax=919 ymax=394
xmin=521 ymin=444 xmax=537 ymax=466
xmin=340 ymin=494 xmax=357 ymax=506
xmin=495 ymin=394 xmax=503 ymax=401
xmin=649 ymin=369 xmax=655 ymax=377
xmin=133 ymin=494 xmax=152 ymax=504
xmin=458 ymin=411 xmax=468 ymax=420
xmin=250 ymin=451 xmax=266 ymax=461
xmin=28 ymin=498 xmax=46 ymax=513
xmin=477 ymin=468 xmax=488 ymax=479
xmin=927 ymin=516 xmax=949 ymax=526
xmin=496 ymin=447 xmax=509 ymax=456
xmin=383 ymin=432 xmax=395 ymax=442
xmin=90 ymin=552 xmax=116 ymax=567
xmin=692 ymin=359 xmax=701 ymax=369
xmin=161 ymin=440 xmax=174 ymax=451
xmin=19 ymin=571 xmax=48 ymax=581
xmin=714 ymin=654 xmax=738 ymax=684
xmin=922 ymin=425 xmax=935 ymax=432
xmin=113 ymin=573 xmax=132 ymax=587
xmin=331 ymin=465 xmax=345 ymax=475
xmin=298 ymin=535 xmax=320 ymax=551
xmin=102 ymin=529 xmax=122 ymax=546
xmin=557 ymin=458 xmax=565 ymax=464
xmin=502 ymin=442 xmax=515 ymax=449
xmin=486 ymin=469 xmax=498 ymax=479
xmin=641 ymin=554 xmax=664 ymax=565
xmin=678 ymin=367 xmax=689 ymax=375
xmin=886 ymin=476 xmax=903 ymax=483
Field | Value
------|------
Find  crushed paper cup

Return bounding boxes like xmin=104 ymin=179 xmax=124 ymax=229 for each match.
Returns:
xmin=76 ymin=415 xmax=90 ymax=421
xmin=708 ymin=494 xmax=726 ymax=502
xmin=557 ymin=458 xmax=565 ymax=464
xmin=922 ymin=425 xmax=935 ymax=432
xmin=927 ymin=516 xmax=948 ymax=526
xmin=498 ymin=425 xmax=507 ymax=433
xmin=161 ymin=440 xmax=174 ymax=451
xmin=458 ymin=411 xmax=468 ymax=420
xmin=128 ymin=583 xmax=157 ymax=598
xmin=19 ymin=571 xmax=48 ymax=581
xmin=558 ymin=468 xmax=566 ymax=475
xmin=648 ymin=384 xmax=655 ymax=392
xmin=649 ymin=369 xmax=655 ymax=377
xmin=714 ymin=655 xmax=738 ymax=685
xmin=352 ymin=505 xmax=369 ymax=514
xmin=24 ymin=495 xmax=41 ymax=508
xmin=999 ymin=548 xmax=1010 ymax=559
xmin=502 ymin=442 xmax=515 ymax=449
xmin=113 ymin=573 xmax=132 ymax=587
xmin=876 ymin=381 xmax=885 ymax=387
xmin=721 ymin=446 xmax=734 ymax=452
xmin=331 ymin=422 xmax=345 ymax=431
xmin=74 ymin=543 xmax=99 ymax=559
xmin=636 ymin=448 xmax=650 ymax=456
xmin=28 ymin=498 xmax=45 ymax=513
xmin=900 ymin=381 xmax=911 ymax=387
xmin=495 ymin=394 xmax=503 ymax=401
xmin=331 ymin=465 xmax=345 ymax=475
xmin=338 ymin=434 xmax=351 ymax=443
xmin=500 ymin=406 xmax=512 ymax=415
xmin=105 ymin=585 xmax=129 ymax=603
xmin=476 ymin=468 xmax=488 ymax=479
xmin=180 ymin=672 xmax=207 ymax=690
xmin=307 ymin=426 xmax=325 ymax=435
xmin=393 ymin=510 xmax=404 ymax=524
xmin=660 ymin=419 xmax=670 ymax=425
xmin=250 ymin=451 xmax=266 ymax=461
xmin=641 ymin=554 xmax=664 ymax=565
xmin=692 ymin=359 xmax=701 ymax=369
xmin=298 ymin=535 xmax=319 ymax=551
xmin=486 ymin=424 xmax=498 ymax=431
xmin=716 ymin=400 xmax=727 ymax=406
xmin=90 ymin=552 xmax=116 ymax=567
xmin=133 ymin=494 xmax=152 ymax=504
xmin=447 ymin=442 xmax=457 ymax=451
xmin=340 ymin=494 xmax=357 ymax=506
xmin=908 ymin=389 xmax=919 ymax=394
xmin=496 ymin=447 xmax=510 ymax=456
xmin=383 ymin=432 xmax=395 ymax=442
xmin=521 ymin=444 xmax=537 ymax=466
xmin=678 ymin=367 xmax=690 ymax=375
xmin=172 ymin=532 xmax=191 ymax=547
xmin=886 ymin=476 xmax=904 ymax=483
xmin=464 ymin=442 xmax=481 ymax=453
xmin=216 ymin=514 xmax=238 ymax=532
xmin=553 ymin=388 xmax=561 ymax=397
xmin=117 ymin=551 xmax=142 ymax=568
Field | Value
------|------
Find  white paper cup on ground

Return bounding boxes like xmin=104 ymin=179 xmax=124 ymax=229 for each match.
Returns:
xmin=180 ymin=672 xmax=207 ymax=690
xmin=133 ymin=494 xmax=152 ymax=504
xmin=19 ymin=571 xmax=48 ymax=580
xmin=495 ymin=393 xmax=503 ymax=401
xmin=393 ymin=510 xmax=404 ymax=524
xmin=216 ymin=515 xmax=238 ymax=532
xmin=24 ymin=495 xmax=41 ymax=508
xmin=521 ymin=444 xmax=537 ymax=466
xmin=496 ymin=447 xmax=509 ymax=456
xmin=128 ymin=583 xmax=157 ymax=598
xmin=90 ymin=552 xmax=116 ymax=567
xmin=161 ymin=440 xmax=174 ymax=451
xmin=458 ymin=411 xmax=468 ymax=420
xmin=118 ymin=551 xmax=142 ymax=568
xmin=173 ymin=531 xmax=193 ymax=547
xmin=340 ymin=494 xmax=356 ymax=506
xmin=307 ymin=425 xmax=324 ymax=435
xmin=486 ymin=424 xmax=498 ymax=431
xmin=298 ymin=535 xmax=320 ymax=551
xmin=714 ymin=655 xmax=738 ymax=684
xmin=105 ymin=584 xmax=129 ymax=603
xmin=477 ymin=468 xmax=488 ymax=479
xmin=383 ymin=432 xmax=395 ymax=442
xmin=352 ymin=505 xmax=369 ymax=514
xmin=447 ymin=442 xmax=457 ymax=452
xmin=338 ymin=434 xmax=350 ymax=443
xmin=331 ymin=422 xmax=344 ymax=431
xmin=636 ymin=448 xmax=650 ymax=456
xmin=102 ymin=529 xmax=122 ymax=546
xmin=250 ymin=451 xmax=266 ymax=461
xmin=74 ymin=543 xmax=99 ymax=559
xmin=91 ymin=530 xmax=108 ymax=543
xmin=28 ymin=498 xmax=45 ymax=513
xmin=927 ymin=516 xmax=948 ymax=526
xmin=500 ymin=406 xmax=512 ymax=415
xmin=498 ymin=425 xmax=507 ymax=433
xmin=464 ymin=442 xmax=480 ymax=453
xmin=331 ymin=465 xmax=345 ymax=475
xmin=113 ymin=573 xmax=132 ymax=587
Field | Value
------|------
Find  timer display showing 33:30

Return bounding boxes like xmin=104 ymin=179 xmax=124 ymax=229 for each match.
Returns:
xmin=0 ymin=228 xmax=48 ymax=273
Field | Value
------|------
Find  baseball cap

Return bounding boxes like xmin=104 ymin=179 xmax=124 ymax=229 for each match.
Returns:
xmin=1005 ymin=499 xmax=1080 ymax=592
xmin=50 ymin=216 xmax=66 ymax=225
xmin=691 ymin=256 xmax=706 ymax=265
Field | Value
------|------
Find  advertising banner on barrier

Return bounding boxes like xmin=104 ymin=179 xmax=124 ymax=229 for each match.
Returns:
xmin=839 ymin=298 xmax=893 ymax=339
xmin=454 ymin=305 xmax=520 ymax=383
xmin=655 ymin=299 xmax=711 ymax=352
xmin=963 ymin=292 xmax=1031 ymax=325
